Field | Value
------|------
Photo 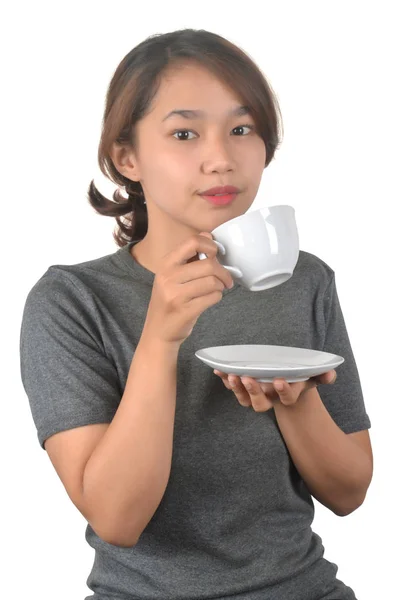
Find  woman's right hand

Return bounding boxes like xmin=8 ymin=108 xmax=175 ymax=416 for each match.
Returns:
xmin=143 ymin=232 xmax=235 ymax=345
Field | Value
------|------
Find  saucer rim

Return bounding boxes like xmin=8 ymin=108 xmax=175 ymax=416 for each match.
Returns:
xmin=195 ymin=344 xmax=344 ymax=373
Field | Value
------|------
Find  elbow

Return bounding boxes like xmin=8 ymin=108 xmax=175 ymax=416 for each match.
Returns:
xmin=103 ymin=535 xmax=139 ymax=548
xmin=90 ymin=520 xmax=140 ymax=548
xmin=97 ymin=529 xmax=139 ymax=548
xmin=333 ymin=505 xmax=359 ymax=517
xmin=84 ymin=498 xmax=144 ymax=548
xmin=332 ymin=489 xmax=368 ymax=517
xmin=333 ymin=466 xmax=373 ymax=517
xmin=104 ymin=538 xmax=137 ymax=548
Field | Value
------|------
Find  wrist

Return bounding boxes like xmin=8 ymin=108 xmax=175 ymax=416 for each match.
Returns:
xmin=140 ymin=328 xmax=181 ymax=357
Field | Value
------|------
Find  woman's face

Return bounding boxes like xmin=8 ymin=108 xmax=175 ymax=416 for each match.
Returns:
xmin=117 ymin=62 xmax=267 ymax=240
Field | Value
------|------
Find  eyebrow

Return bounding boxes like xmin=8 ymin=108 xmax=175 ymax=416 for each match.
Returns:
xmin=162 ymin=105 xmax=251 ymax=122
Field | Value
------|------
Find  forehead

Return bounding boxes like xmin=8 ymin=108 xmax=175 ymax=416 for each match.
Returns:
xmin=148 ymin=63 xmax=245 ymax=118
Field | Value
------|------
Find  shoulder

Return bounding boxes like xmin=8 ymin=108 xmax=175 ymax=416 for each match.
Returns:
xmin=21 ymin=245 xmax=136 ymax=344
xmin=24 ymin=248 xmax=121 ymax=308
xmin=20 ymin=253 xmax=120 ymax=354
xmin=291 ymin=249 xmax=335 ymax=292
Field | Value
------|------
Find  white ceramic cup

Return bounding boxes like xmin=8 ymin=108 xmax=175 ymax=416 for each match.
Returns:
xmin=198 ymin=205 xmax=299 ymax=292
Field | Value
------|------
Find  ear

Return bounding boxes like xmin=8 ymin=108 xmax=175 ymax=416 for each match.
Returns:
xmin=110 ymin=142 xmax=141 ymax=182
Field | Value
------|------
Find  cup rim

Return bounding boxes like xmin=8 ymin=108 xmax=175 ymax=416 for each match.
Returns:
xmin=212 ymin=204 xmax=295 ymax=234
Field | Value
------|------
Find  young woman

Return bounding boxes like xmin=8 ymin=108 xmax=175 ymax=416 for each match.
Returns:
xmin=20 ymin=28 xmax=373 ymax=600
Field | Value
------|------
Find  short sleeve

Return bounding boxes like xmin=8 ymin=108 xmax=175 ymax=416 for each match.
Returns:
xmin=318 ymin=273 xmax=371 ymax=434
xmin=20 ymin=269 xmax=122 ymax=450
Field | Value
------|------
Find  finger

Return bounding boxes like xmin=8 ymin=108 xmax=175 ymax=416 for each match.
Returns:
xmin=216 ymin=371 xmax=268 ymax=405
xmin=241 ymin=378 xmax=274 ymax=412
xmin=214 ymin=371 xmax=252 ymax=407
xmin=217 ymin=371 xmax=271 ymax=395
xmin=313 ymin=370 xmax=337 ymax=386
xmin=324 ymin=370 xmax=337 ymax=384
xmin=272 ymin=379 xmax=300 ymax=406
xmin=182 ymin=249 xmax=233 ymax=290
xmin=227 ymin=375 xmax=252 ymax=407
xmin=164 ymin=233 xmax=218 ymax=269
xmin=214 ymin=370 xmax=235 ymax=390
xmin=259 ymin=381 xmax=275 ymax=395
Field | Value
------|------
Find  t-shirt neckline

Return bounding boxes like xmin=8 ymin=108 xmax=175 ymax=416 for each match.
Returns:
xmin=115 ymin=241 xmax=155 ymax=285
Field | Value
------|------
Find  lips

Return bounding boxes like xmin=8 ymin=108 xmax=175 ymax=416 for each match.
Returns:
xmin=200 ymin=185 xmax=240 ymax=196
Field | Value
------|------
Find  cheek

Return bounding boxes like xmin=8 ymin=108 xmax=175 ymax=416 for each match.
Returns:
xmin=154 ymin=153 xmax=198 ymax=198
xmin=240 ymin=144 xmax=266 ymax=192
xmin=142 ymin=151 xmax=184 ymax=189
xmin=141 ymin=156 xmax=193 ymax=210
xmin=250 ymin=137 xmax=267 ymax=170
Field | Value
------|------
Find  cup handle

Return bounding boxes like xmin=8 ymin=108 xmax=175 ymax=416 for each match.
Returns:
xmin=198 ymin=241 xmax=243 ymax=279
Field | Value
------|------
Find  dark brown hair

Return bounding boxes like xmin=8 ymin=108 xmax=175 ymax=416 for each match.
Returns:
xmin=87 ymin=28 xmax=284 ymax=247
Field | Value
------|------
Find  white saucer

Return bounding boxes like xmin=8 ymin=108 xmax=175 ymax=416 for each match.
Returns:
xmin=195 ymin=345 xmax=344 ymax=383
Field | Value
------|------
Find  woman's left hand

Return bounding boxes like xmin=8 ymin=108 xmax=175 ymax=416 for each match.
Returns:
xmin=213 ymin=369 xmax=337 ymax=412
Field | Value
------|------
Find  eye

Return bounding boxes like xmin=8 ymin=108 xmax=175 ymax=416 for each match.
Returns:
xmin=172 ymin=124 xmax=254 ymax=141
xmin=232 ymin=125 xmax=255 ymax=136
xmin=172 ymin=129 xmax=197 ymax=141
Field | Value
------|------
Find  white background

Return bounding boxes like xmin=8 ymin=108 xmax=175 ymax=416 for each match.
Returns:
xmin=2 ymin=1 xmax=396 ymax=598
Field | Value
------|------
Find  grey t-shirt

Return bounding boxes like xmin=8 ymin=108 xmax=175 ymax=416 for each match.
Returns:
xmin=20 ymin=241 xmax=371 ymax=600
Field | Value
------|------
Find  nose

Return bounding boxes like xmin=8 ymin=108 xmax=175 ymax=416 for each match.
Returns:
xmin=201 ymin=138 xmax=236 ymax=174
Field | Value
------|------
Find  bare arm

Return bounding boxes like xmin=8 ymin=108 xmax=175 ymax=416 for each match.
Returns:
xmin=66 ymin=233 xmax=232 ymax=547
xmin=273 ymin=386 xmax=373 ymax=516
xmin=82 ymin=331 xmax=180 ymax=547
